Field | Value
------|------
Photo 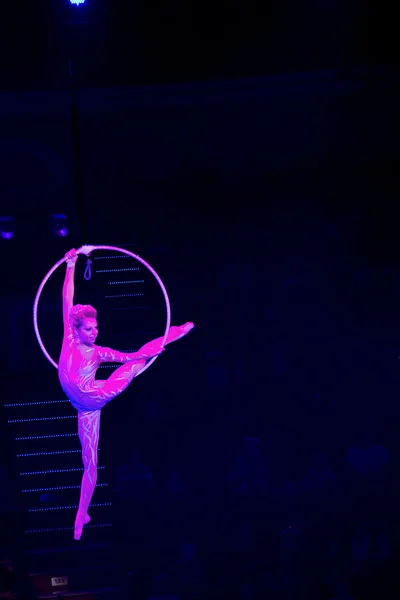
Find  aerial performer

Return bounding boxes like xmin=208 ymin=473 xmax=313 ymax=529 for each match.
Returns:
xmin=58 ymin=248 xmax=194 ymax=540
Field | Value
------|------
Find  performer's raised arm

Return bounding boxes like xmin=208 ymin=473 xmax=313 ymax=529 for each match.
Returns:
xmin=63 ymin=249 xmax=78 ymax=337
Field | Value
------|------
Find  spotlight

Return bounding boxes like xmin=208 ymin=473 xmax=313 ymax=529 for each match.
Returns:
xmin=0 ymin=216 xmax=15 ymax=240
xmin=51 ymin=214 xmax=68 ymax=238
xmin=70 ymin=0 xmax=86 ymax=4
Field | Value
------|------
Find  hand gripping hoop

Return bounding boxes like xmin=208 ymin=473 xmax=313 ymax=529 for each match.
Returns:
xmin=33 ymin=245 xmax=171 ymax=376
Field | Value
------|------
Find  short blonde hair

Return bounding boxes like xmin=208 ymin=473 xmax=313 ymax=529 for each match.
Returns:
xmin=69 ymin=304 xmax=97 ymax=330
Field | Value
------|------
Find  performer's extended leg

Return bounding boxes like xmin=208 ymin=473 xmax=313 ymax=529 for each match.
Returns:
xmin=75 ymin=409 xmax=101 ymax=540
xmin=73 ymin=323 xmax=193 ymax=539
xmin=92 ymin=358 xmax=148 ymax=403
xmin=88 ymin=324 xmax=194 ymax=406
xmin=75 ymin=361 xmax=147 ymax=540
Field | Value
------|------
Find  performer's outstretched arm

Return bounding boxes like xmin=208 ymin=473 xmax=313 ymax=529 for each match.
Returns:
xmin=96 ymin=346 xmax=163 ymax=364
xmin=63 ymin=249 xmax=78 ymax=337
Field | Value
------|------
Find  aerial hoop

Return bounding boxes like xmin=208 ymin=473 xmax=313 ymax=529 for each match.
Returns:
xmin=33 ymin=245 xmax=171 ymax=376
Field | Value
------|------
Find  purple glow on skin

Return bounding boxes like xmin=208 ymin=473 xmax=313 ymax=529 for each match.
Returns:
xmin=53 ymin=249 xmax=194 ymax=540
xmin=63 ymin=323 xmax=193 ymax=540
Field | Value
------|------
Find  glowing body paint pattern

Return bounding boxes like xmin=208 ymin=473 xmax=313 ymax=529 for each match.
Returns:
xmin=59 ymin=294 xmax=193 ymax=539
xmin=58 ymin=325 xmax=146 ymax=412
xmin=59 ymin=313 xmax=150 ymax=538
xmin=34 ymin=246 xmax=192 ymax=539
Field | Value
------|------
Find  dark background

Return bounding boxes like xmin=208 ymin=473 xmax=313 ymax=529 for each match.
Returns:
xmin=0 ymin=0 xmax=398 ymax=88
xmin=1 ymin=1 xmax=400 ymax=598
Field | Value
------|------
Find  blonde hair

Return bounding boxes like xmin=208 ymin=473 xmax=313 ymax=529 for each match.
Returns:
xmin=69 ymin=304 xmax=97 ymax=330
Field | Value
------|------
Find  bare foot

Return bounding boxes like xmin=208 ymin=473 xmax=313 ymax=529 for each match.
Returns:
xmin=74 ymin=512 xmax=90 ymax=541
xmin=74 ymin=524 xmax=83 ymax=541
xmin=181 ymin=322 xmax=195 ymax=334
xmin=137 ymin=323 xmax=195 ymax=358
xmin=174 ymin=322 xmax=195 ymax=341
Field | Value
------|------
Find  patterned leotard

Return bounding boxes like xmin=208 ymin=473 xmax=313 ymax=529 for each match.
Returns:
xmin=59 ymin=327 xmax=135 ymax=412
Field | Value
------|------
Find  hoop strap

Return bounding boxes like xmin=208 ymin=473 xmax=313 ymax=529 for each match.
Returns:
xmin=84 ymin=258 xmax=92 ymax=281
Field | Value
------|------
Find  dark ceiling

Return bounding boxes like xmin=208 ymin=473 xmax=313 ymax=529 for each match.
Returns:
xmin=1 ymin=0 xmax=396 ymax=92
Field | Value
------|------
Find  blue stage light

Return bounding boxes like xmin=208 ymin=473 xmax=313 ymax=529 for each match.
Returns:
xmin=70 ymin=0 xmax=86 ymax=5
xmin=51 ymin=214 xmax=68 ymax=238
xmin=0 ymin=217 xmax=15 ymax=240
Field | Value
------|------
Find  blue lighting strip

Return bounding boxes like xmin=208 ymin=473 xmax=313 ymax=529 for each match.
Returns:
xmin=5 ymin=400 xmax=69 ymax=407
xmin=8 ymin=416 xmax=75 ymax=423
xmin=96 ymin=268 xmax=140 ymax=273
xmin=15 ymin=433 xmax=78 ymax=441
xmin=105 ymin=293 xmax=144 ymax=299
xmin=17 ymin=449 xmax=85 ymax=457
xmin=108 ymin=280 xmax=145 ymax=285
xmin=94 ymin=256 xmax=131 ymax=260
xmin=20 ymin=466 xmax=105 ymax=476
xmin=29 ymin=502 xmax=112 ymax=513
xmin=26 ymin=523 xmax=112 ymax=534
xmin=22 ymin=483 xmax=108 ymax=493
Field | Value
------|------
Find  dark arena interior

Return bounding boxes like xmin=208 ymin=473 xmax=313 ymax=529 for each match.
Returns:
xmin=0 ymin=1 xmax=399 ymax=599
